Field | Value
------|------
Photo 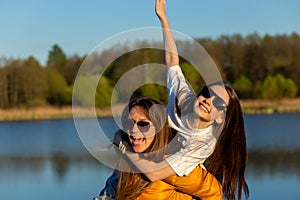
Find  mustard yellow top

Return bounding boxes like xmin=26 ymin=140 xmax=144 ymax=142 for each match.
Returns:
xmin=135 ymin=180 xmax=192 ymax=200
xmin=135 ymin=165 xmax=222 ymax=200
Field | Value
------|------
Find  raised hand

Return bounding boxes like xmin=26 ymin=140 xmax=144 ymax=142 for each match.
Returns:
xmin=155 ymin=0 xmax=167 ymax=20
xmin=155 ymin=0 xmax=179 ymax=67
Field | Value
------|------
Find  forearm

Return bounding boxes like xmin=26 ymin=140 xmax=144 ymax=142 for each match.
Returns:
xmin=124 ymin=151 xmax=176 ymax=182
xmin=156 ymin=0 xmax=179 ymax=67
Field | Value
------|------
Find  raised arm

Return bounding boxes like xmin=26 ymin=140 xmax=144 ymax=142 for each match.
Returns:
xmin=112 ymin=0 xmax=191 ymax=182
xmin=156 ymin=0 xmax=179 ymax=67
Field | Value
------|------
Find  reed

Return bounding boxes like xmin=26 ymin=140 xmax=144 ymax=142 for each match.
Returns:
xmin=1 ymin=99 xmax=300 ymax=121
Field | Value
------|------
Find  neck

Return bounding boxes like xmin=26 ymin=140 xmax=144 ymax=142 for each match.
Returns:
xmin=188 ymin=114 xmax=212 ymax=129
xmin=198 ymin=120 xmax=212 ymax=129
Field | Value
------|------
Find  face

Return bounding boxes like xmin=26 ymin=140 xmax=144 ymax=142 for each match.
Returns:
xmin=195 ymin=85 xmax=229 ymax=126
xmin=126 ymin=106 xmax=156 ymax=153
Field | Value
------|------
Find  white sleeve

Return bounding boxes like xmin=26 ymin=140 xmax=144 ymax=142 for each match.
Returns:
xmin=166 ymin=65 xmax=192 ymax=110
xmin=166 ymin=65 xmax=196 ymax=132
xmin=166 ymin=149 xmax=201 ymax=176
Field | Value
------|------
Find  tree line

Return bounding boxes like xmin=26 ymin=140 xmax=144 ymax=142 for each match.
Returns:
xmin=0 ymin=32 xmax=299 ymax=109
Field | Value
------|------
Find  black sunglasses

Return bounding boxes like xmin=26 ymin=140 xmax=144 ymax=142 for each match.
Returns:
xmin=198 ymin=86 xmax=227 ymax=111
xmin=125 ymin=120 xmax=153 ymax=133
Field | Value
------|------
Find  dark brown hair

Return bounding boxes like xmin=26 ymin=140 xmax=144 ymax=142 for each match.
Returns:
xmin=205 ymin=83 xmax=249 ymax=200
xmin=116 ymin=97 xmax=171 ymax=200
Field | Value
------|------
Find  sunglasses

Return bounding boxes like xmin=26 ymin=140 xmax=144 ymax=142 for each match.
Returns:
xmin=125 ymin=120 xmax=153 ymax=133
xmin=198 ymin=86 xmax=227 ymax=111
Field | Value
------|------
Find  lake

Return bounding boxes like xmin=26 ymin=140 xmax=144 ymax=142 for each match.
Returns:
xmin=0 ymin=114 xmax=299 ymax=199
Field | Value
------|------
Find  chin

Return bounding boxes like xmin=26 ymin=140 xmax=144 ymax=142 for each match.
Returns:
xmin=197 ymin=111 xmax=206 ymax=119
xmin=199 ymin=115 xmax=211 ymax=122
xmin=133 ymin=147 xmax=145 ymax=153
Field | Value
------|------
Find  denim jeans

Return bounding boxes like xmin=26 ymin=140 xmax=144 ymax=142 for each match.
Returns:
xmin=93 ymin=172 xmax=119 ymax=200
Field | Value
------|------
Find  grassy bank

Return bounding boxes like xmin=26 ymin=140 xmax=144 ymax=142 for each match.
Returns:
xmin=1 ymin=99 xmax=300 ymax=122
xmin=0 ymin=105 xmax=124 ymax=122
xmin=241 ymin=98 xmax=300 ymax=114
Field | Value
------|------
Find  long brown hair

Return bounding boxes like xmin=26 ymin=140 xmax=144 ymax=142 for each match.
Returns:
xmin=116 ymin=97 xmax=171 ymax=200
xmin=205 ymin=83 xmax=249 ymax=200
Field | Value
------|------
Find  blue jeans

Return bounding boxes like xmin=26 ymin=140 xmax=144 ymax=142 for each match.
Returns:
xmin=94 ymin=172 xmax=118 ymax=199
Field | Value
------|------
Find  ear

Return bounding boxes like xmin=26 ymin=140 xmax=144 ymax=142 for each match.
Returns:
xmin=215 ymin=115 xmax=224 ymax=124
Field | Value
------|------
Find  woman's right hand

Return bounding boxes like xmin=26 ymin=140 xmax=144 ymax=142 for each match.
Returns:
xmin=113 ymin=130 xmax=133 ymax=153
xmin=113 ymin=129 xmax=123 ymax=146
xmin=155 ymin=0 xmax=179 ymax=67
xmin=155 ymin=0 xmax=167 ymax=20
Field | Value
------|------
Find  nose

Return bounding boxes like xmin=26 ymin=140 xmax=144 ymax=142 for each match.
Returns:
xmin=131 ymin=123 xmax=139 ymax=133
xmin=201 ymin=96 xmax=212 ymax=106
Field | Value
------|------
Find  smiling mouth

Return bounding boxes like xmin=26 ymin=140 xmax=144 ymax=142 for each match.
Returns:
xmin=198 ymin=103 xmax=209 ymax=113
xmin=130 ymin=136 xmax=146 ymax=144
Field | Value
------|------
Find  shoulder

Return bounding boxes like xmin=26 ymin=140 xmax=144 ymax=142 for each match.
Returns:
xmin=167 ymin=65 xmax=181 ymax=73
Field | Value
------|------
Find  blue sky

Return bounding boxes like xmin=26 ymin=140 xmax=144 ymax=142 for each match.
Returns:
xmin=1 ymin=0 xmax=299 ymax=65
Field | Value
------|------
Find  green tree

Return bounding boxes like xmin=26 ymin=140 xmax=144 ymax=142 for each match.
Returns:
xmin=47 ymin=44 xmax=67 ymax=67
xmin=4 ymin=60 xmax=21 ymax=107
xmin=73 ymin=73 xmax=117 ymax=108
xmin=180 ymin=62 xmax=203 ymax=93
xmin=260 ymin=74 xmax=298 ymax=99
xmin=286 ymin=33 xmax=300 ymax=95
xmin=0 ymin=57 xmax=47 ymax=108
xmin=72 ymin=73 xmax=95 ymax=107
xmin=243 ymin=33 xmax=266 ymax=82
xmin=47 ymin=44 xmax=70 ymax=84
xmin=198 ymin=37 xmax=226 ymax=79
xmin=19 ymin=57 xmax=48 ymax=106
xmin=285 ymin=79 xmax=298 ymax=98
xmin=139 ymin=78 xmax=167 ymax=104
xmin=0 ymin=67 xmax=9 ymax=108
xmin=63 ymin=55 xmax=83 ymax=85
xmin=232 ymin=75 xmax=253 ymax=99
xmin=95 ymin=76 xmax=118 ymax=108
xmin=46 ymin=67 xmax=72 ymax=106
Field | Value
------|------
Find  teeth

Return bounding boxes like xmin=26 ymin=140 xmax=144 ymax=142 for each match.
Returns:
xmin=131 ymin=136 xmax=145 ymax=143
xmin=200 ymin=104 xmax=208 ymax=113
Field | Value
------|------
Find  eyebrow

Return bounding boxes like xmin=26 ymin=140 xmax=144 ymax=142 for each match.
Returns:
xmin=128 ymin=118 xmax=150 ymax=122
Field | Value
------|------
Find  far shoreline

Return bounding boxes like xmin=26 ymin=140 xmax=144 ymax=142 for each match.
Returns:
xmin=240 ymin=98 xmax=300 ymax=114
xmin=1 ymin=98 xmax=300 ymax=122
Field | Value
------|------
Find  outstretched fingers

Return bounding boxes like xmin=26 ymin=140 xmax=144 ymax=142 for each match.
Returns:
xmin=155 ymin=0 xmax=167 ymax=19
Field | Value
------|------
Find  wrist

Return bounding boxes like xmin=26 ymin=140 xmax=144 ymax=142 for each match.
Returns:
xmin=158 ymin=15 xmax=168 ymax=23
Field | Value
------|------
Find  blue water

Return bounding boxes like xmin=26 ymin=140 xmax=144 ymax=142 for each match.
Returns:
xmin=244 ymin=114 xmax=300 ymax=150
xmin=0 ymin=114 xmax=299 ymax=200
